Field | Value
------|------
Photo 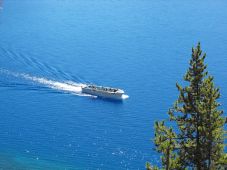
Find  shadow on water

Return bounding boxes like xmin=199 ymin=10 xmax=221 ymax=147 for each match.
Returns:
xmin=89 ymin=96 xmax=125 ymax=105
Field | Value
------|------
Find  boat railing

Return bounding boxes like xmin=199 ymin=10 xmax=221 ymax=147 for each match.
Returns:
xmin=87 ymin=85 xmax=121 ymax=93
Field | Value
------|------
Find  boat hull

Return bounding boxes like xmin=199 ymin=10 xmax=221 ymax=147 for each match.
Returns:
xmin=82 ymin=88 xmax=123 ymax=100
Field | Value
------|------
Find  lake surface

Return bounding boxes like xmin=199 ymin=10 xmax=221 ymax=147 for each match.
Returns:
xmin=0 ymin=0 xmax=227 ymax=169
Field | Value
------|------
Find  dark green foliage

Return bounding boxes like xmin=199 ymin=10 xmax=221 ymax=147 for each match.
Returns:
xmin=147 ymin=43 xmax=227 ymax=170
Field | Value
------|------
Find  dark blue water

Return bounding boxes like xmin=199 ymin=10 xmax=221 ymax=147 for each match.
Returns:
xmin=0 ymin=0 xmax=227 ymax=169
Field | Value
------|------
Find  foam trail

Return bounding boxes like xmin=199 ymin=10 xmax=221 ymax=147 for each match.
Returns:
xmin=20 ymin=74 xmax=93 ymax=96
xmin=0 ymin=69 xmax=92 ymax=97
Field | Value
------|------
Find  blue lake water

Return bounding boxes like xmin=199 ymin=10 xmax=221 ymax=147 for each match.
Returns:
xmin=0 ymin=0 xmax=227 ymax=169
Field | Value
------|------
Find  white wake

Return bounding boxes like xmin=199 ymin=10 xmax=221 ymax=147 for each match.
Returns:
xmin=21 ymin=73 xmax=96 ymax=97
xmin=0 ymin=69 xmax=92 ymax=97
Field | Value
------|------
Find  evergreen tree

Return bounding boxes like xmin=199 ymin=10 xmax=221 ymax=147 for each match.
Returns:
xmin=147 ymin=43 xmax=227 ymax=170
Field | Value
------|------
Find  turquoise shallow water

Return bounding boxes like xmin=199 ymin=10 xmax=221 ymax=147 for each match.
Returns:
xmin=0 ymin=0 xmax=227 ymax=169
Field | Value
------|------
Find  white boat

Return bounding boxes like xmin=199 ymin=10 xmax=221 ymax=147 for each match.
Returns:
xmin=81 ymin=84 xmax=125 ymax=100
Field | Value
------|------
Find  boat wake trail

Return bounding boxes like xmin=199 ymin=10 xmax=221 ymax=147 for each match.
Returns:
xmin=0 ymin=69 xmax=94 ymax=97
xmin=21 ymin=74 xmax=88 ymax=96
